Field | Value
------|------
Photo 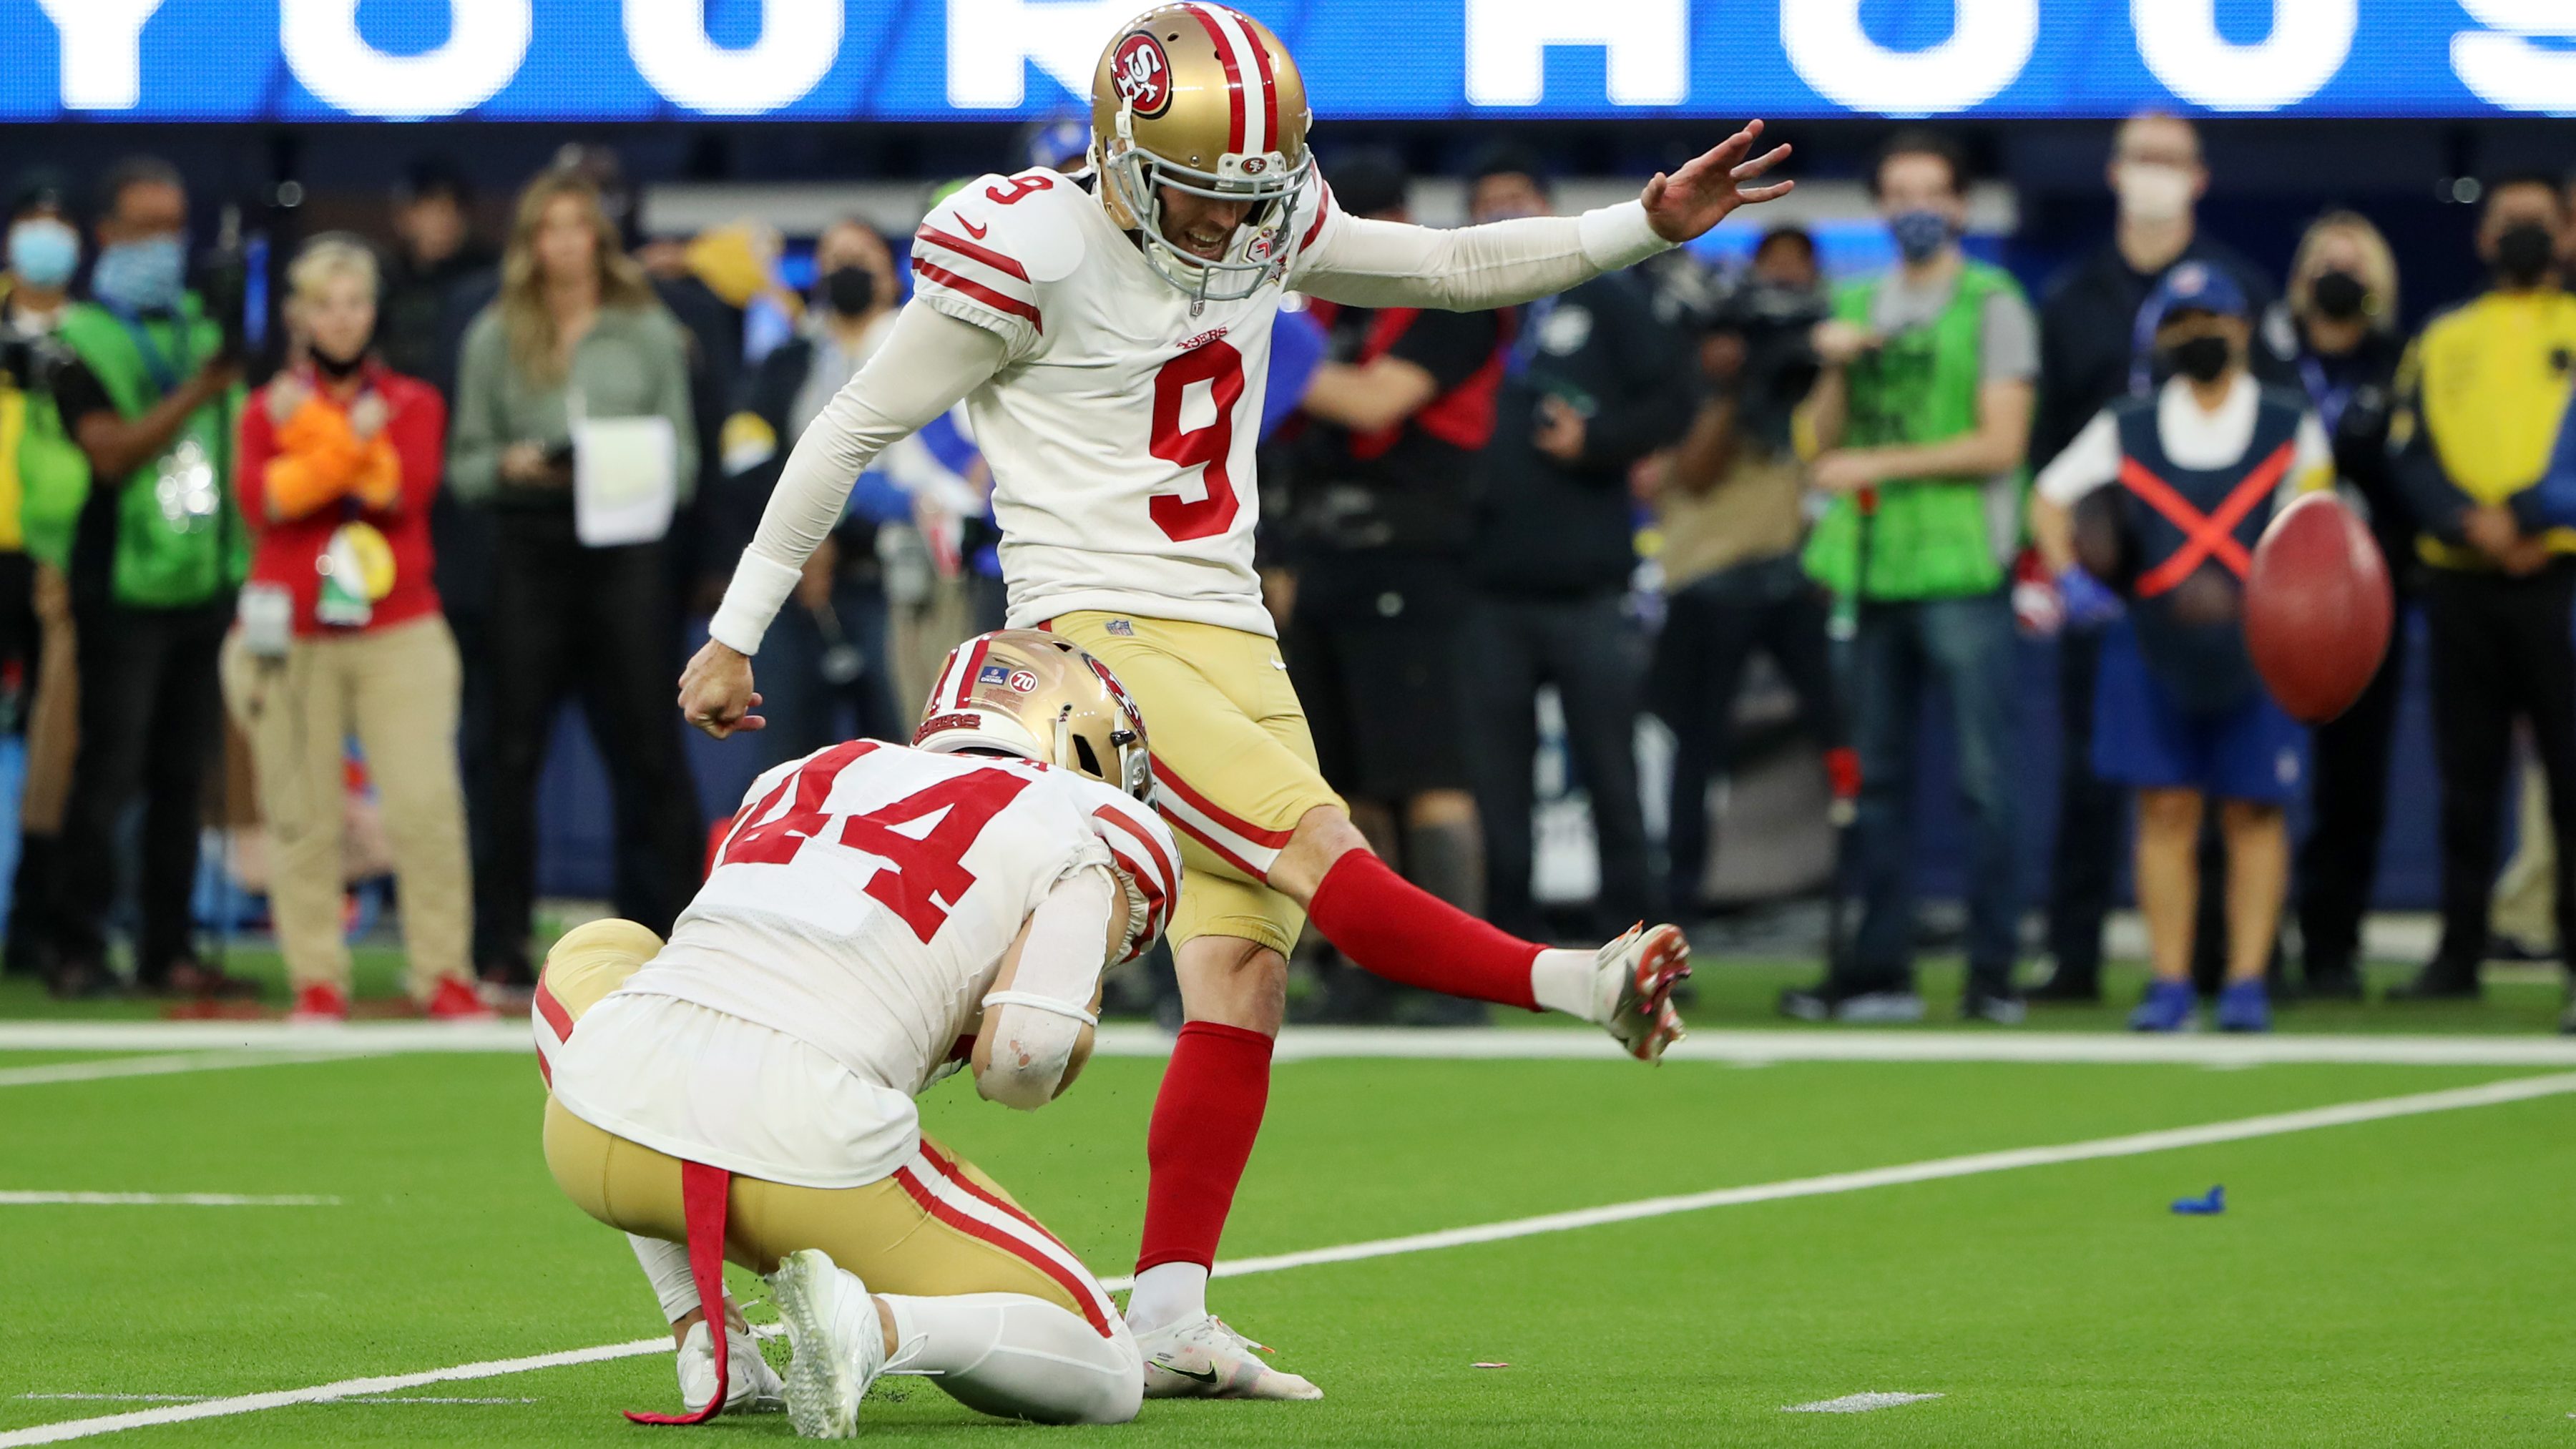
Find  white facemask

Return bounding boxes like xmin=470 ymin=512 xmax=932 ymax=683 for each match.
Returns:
xmin=2115 ymin=162 xmax=2195 ymax=225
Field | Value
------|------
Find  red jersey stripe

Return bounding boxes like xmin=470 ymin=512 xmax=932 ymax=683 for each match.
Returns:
xmin=911 ymin=258 xmax=1044 ymax=333
xmin=1300 ymin=177 xmax=1334 ymax=251
xmin=893 ymin=1166 xmax=1113 ymax=1335
xmin=1152 ymin=759 xmax=1294 ymax=847
xmin=1092 ymin=805 xmax=1177 ymax=896
xmin=534 ymin=979 xmax=574 ymax=1043
xmin=1164 ymin=808 xmax=1268 ymax=880
xmin=916 ymin=224 xmax=1029 ymax=283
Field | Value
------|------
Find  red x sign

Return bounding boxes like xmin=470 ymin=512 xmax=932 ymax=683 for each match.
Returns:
xmin=2119 ymin=438 xmax=2297 ymax=599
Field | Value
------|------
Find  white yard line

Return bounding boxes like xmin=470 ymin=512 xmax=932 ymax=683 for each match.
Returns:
xmin=1783 ymin=1392 xmax=1944 ymax=1413
xmin=6 ymin=1070 xmax=2572 ymax=1447
xmin=0 ymin=1053 xmax=361 ymax=1089
xmin=0 ymin=1192 xmax=338 ymax=1207
xmin=11 ymin=1020 xmax=2576 ymax=1068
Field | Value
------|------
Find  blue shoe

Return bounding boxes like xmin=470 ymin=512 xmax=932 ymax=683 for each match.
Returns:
xmin=2128 ymin=980 xmax=2200 ymax=1033
xmin=2215 ymin=981 xmax=2271 ymax=1033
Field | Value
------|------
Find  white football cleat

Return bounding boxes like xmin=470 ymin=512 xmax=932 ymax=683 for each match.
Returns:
xmin=1134 ymin=1314 xmax=1322 ymax=1400
xmin=1592 ymin=923 xmax=1691 ymax=1063
xmin=676 ymin=1318 xmax=784 ymax=1415
xmin=765 ymin=1249 xmax=886 ymax=1438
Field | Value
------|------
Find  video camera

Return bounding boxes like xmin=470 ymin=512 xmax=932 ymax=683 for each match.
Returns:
xmin=1702 ymin=275 xmax=1828 ymax=452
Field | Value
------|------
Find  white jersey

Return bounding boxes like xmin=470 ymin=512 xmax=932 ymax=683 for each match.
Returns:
xmin=909 ymin=167 xmax=1346 ymax=638
xmin=633 ymin=740 xmax=1172 ymax=1093
xmin=552 ymin=742 xmax=1175 ymax=1187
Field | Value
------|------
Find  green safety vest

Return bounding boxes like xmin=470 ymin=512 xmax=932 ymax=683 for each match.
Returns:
xmin=1801 ymin=260 xmax=2028 ymax=601
xmin=54 ymin=300 xmax=246 ymax=608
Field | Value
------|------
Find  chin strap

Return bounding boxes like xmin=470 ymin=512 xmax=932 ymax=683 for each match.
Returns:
xmin=625 ymin=1161 xmax=734 ymax=1426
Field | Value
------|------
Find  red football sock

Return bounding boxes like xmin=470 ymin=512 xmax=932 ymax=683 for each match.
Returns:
xmin=1305 ymin=850 xmax=1542 ymax=1011
xmin=1135 ymin=1021 xmax=1273 ymax=1274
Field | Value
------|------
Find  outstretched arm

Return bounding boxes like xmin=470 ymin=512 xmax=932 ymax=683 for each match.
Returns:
xmin=680 ymin=305 xmax=1007 ymax=736
xmin=1296 ymin=120 xmax=1793 ymax=313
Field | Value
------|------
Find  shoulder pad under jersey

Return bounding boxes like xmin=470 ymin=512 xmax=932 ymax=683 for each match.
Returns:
xmin=911 ymin=171 xmax=1093 ymax=359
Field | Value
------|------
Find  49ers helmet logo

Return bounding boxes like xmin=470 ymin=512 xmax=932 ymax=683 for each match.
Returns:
xmin=1110 ymin=32 xmax=1172 ymax=117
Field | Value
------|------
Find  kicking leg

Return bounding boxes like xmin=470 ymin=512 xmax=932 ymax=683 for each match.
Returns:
xmin=1275 ymin=805 xmax=1690 ymax=1061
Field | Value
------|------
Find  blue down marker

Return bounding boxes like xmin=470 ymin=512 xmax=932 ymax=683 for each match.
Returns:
xmin=2171 ymin=1185 xmax=2225 ymax=1215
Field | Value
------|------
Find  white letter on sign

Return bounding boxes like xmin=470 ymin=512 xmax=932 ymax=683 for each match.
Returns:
xmin=946 ymin=0 xmax=1134 ymax=108
xmin=2134 ymin=0 xmax=2354 ymax=112
xmin=1782 ymin=0 xmax=2036 ymax=115
xmin=1465 ymin=0 xmax=1685 ymax=107
xmin=280 ymin=0 xmax=529 ymax=118
xmin=32 ymin=0 xmax=170 ymax=109
xmin=2453 ymin=0 xmax=2576 ymax=114
xmin=629 ymin=0 xmax=839 ymax=114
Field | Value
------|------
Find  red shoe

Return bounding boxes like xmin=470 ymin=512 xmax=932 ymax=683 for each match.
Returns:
xmin=426 ymin=977 xmax=498 ymax=1022
xmin=288 ymin=983 xmax=350 ymax=1024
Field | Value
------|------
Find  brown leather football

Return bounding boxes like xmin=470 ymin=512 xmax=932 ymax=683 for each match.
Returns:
xmin=2243 ymin=492 xmax=2393 ymax=724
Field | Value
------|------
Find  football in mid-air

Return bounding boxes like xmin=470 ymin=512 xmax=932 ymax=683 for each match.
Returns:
xmin=2244 ymin=492 xmax=2393 ymax=724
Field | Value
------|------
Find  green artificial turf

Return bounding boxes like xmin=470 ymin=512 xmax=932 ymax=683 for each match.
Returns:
xmin=4 ymin=1048 xmax=2575 ymax=1446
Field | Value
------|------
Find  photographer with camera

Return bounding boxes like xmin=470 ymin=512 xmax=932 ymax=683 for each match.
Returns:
xmin=1462 ymin=147 xmax=1698 ymax=942
xmin=41 ymin=156 xmax=254 ymax=1001
xmin=1645 ymin=228 xmax=1846 ymax=927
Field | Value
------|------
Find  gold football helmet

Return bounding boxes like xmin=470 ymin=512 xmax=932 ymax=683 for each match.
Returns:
xmin=914 ymin=629 xmax=1152 ymax=802
xmin=1089 ymin=3 xmax=1312 ymax=304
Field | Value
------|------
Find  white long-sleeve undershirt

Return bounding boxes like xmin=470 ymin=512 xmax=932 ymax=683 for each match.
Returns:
xmin=705 ymin=197 xmax=1672 ymax=656
xmin=974 ymin=865 xmax=1117 ymax=1111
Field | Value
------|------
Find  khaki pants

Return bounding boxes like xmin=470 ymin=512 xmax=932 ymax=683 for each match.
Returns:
xmin=219 ymin=615 xmax=471 ymax=999
xmin=19 ymin=563 xmax=77 ymax=835
xmin=535 ymin=922 xmax=1115 ymax=1332
xmin=888 ymin=574 xmax=979 ymax=727
xmin=2493 ymin=755 xmax=2556 ymax=949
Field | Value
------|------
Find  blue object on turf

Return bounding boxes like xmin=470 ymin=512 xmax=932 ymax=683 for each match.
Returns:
xmin=2129 ymin=979 xmax=2198 ymax=1032
xmin=2171 ymin=1185 xmax=2225 ymax=1215
xmin=2214 ymin=980 xmax=2271 ymax=1033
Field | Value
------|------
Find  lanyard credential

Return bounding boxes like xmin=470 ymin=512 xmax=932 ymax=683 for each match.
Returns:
xmin=103 ymin=304 xmax=192 ymax=398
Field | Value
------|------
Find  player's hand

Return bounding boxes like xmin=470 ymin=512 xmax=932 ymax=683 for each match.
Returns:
xmin=1641 ymin=119 xmax=1795 ymax=245
xmin=2463 ymin=504 xmax=2521 ymax=559
xmin=678 ymin=639 xmax=765 ymax=738
xmin=1811 ymin=319 xmax=1879 ymax=368
xmin=2499 ymin=536 xmax=2555 ymax=577
xmin=1809 ymin=448 xmax=1884 ymax=495
xmin=1534 ymin=395 xmax=1587 ymax=463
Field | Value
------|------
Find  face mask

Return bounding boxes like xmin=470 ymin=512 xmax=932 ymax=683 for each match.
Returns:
xmin=2115 ymin=162 xmax=2195 ymax=224
xmin=310 ymin=340 xmax=368 ymax=380
xmin=2494 ymin=222 xmax=2556 ymax=288
xmin=6 ymin=219 xmax=78 ymax=290
xmin=2308 ymin=268 xmax=2369 ymax=322
xmin=1887 ymin=209 xmax=1956 ymax=265
xmin=91 ymin=235 xmax=186 ymax=313
xmin=2166 ymin=333 xmax=2234 ymax=384
xmin=819 ymin=266 xmax=876 ymax=318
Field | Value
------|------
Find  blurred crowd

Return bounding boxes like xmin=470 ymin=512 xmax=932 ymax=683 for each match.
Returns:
xmin=1 ymin=109 xmax=2574 ymax=1033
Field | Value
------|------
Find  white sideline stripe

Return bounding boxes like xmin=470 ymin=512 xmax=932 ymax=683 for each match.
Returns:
xmin=7 ymin=1071 xmax=2572 ymax=1448
xmin=12 ymin=1021 xmax=2576 ymax=1068
xmin=0 ymin=1192 xmax=338 ymax=1207
xmin=0 ymin=1052 xmax=361 ymax=1088
xmin=1784 ymin=1391 xmax=1944 ymax=1413
xmin=0 ymin=1339 xmax=671 ymax=1445
xmin=1192 ymin=1071 xmax=2576 ymax=1282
